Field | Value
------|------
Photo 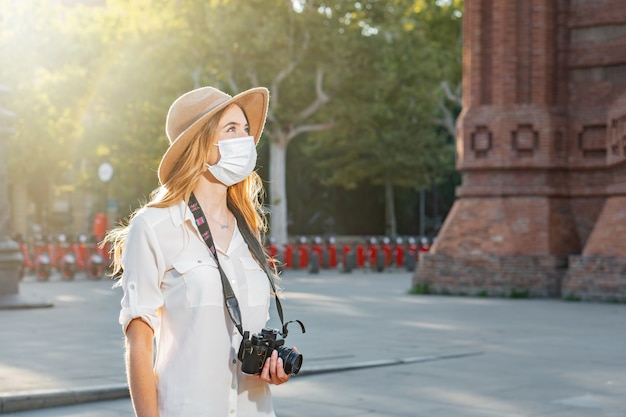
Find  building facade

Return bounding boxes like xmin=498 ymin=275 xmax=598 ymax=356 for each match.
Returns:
xmin=415 ymin=0 xmax=626 ymax=301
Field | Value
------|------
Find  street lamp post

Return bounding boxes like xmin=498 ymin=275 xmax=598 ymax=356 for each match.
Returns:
xmin=98 ymin=162 xmax=114 ymax=230
xmin=0 ymin=85 xmax=51 ymax=309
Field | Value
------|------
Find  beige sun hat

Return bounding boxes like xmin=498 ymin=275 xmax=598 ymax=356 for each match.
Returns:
xmin=158 ymin=86 xmax=269 ymax=185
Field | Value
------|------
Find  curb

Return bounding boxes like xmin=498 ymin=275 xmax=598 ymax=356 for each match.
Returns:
xmin=0 ymin=385 xmax=129 ymax=414
xmin=0 ymin=351 xmax=482 ymax=414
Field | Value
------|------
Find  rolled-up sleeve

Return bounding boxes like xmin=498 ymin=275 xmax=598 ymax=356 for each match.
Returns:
xmin=118 ymin=214 xmax=165 ymax=335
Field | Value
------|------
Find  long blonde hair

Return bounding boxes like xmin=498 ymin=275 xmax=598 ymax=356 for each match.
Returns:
xmin=105 ymin=104 xmax=268 ymax=277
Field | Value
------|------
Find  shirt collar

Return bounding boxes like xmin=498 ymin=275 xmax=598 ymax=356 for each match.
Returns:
xmin=170 ymin=199 xmax=244 ymax=255
xmin=169 ymin=200 xmax=194 ymax=227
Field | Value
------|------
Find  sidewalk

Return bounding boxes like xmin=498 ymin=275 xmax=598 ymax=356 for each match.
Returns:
xmin=0 ymin=269 xmax=625 ymax=416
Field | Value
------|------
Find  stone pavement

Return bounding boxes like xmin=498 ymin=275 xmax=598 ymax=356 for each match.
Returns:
xmin=0 ymin=268 xmax=625 ymax=416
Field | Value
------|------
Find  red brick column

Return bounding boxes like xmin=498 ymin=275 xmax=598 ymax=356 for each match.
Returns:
xmin=414 ymin=0 xmax=626 ymax=299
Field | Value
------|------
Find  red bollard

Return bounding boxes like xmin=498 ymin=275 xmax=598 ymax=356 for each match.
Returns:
xmin=328 ymin=244 xmax=337 ymax=268
xmin=298 ymin=245 xmax=308 ymax=269
xmin=382 ymin=244 xmax=392 ymax=266
xmin=312 ymin=244 xmax=323 ymax=266
xmin=367 ymin=244 xmax=377 ymax=267
xmin=356 ymin=245 xmax=365 ymax=268
xmin=284 ymin=244 xmax=293 ymax=268
xmin=93 ymin=213 xmax=108 ymax=241
xmin=408 ymin=242 xmax=418 ymax=263
xmin=98 ymin=239 xmax=112 ymax=270
xmin=268 ymin=243 xmax=278 ymax=259
xmin=394 ymin=244 xmax=404 ymax=267
xmin=77 ymin=234 xmax=89 ymax=272
xmin=46 ymin=238 xmax=57 ymax=270
xmin=342 ymin=245 xmax=351 ymax=267
xmin=19 ymin=241 xmax=33 ymax=270
xmin=72 ymin=239 xmax=85 ymax=271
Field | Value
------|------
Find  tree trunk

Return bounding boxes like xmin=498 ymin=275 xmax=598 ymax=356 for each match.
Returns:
xmin=419 ymin=188 xmax=426 ymax=237
xmin=384 ymin=178 xmax=396 ymax=238
xmin=269 ymin=140 xmax=288 ymax=246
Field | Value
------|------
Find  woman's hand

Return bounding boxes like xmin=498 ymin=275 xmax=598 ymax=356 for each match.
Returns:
xmin=255 ymin=347 xmax=298 ymax=385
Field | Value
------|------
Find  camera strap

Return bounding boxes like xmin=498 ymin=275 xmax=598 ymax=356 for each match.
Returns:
xmin=188 ymin=193 xmax=305 ymax=339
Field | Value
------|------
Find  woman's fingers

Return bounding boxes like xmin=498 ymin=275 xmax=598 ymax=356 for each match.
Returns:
xmin=258 ymin=350 xmax=291 ymax=385
xmin=258 ymin=351 xmax=272 ymax=382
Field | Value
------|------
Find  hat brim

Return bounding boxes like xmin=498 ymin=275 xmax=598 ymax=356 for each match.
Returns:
xmin=158 ymin=87 xmax=269 ymax=185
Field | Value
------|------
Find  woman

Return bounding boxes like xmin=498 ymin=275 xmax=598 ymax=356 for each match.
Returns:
xmin=106 ymin=86 xmax=294 ymax=417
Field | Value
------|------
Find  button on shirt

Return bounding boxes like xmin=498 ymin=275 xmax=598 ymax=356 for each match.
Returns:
xmin=119 ymin=200 xmax=275 ymax=417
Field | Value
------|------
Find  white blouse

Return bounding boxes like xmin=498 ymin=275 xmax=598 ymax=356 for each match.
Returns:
xmin=119 ymin=200 xmax=275 ymax=417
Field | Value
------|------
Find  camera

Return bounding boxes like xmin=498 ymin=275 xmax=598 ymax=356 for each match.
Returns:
xmin=238 ymin=328 xmax=303 ymax=375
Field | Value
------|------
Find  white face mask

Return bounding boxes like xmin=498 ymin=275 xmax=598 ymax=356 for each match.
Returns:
xmin=205 ymin=136 xmax=257 ymax=186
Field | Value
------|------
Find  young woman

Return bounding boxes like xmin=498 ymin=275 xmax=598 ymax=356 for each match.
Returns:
xmin=106 ymin=86 xmax=294 ymax=417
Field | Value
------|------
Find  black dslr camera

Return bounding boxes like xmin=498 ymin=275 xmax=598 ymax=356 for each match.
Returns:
xmin=238 ymin=328 xmax=303 ymax=375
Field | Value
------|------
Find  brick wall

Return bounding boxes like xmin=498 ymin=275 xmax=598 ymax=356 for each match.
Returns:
xmin=563 ymin=256 xmax=626 ymax=302
xmin=414 ymin=253 xmax=566 ymax=298
xmin=420 ymin=0 xmax=626 ymax=301
xmin=431 ymin=196 xmax=581 ymax=256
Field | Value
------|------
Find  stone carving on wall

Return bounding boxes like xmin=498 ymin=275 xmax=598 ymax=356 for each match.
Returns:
xmin=470 ymin=125 xmax=492 ymax=158
xmin=511 ymin=124 xmax=539 ymax=157
xmin=578 ymin=125 xmax=607 ymax=159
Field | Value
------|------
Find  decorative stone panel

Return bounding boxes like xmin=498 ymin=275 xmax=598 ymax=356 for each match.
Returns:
xmin=608 ymin=115 xmax=626 ymax=161
xmin=511 ymin=124 xmax=538 ymax=157
xmin=470 ymin=125 xmax=492 ymax=158
xmin=578 ymin=125 xmax=607 ymax=159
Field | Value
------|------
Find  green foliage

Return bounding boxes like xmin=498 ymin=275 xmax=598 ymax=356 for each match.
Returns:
xmin=0 ymin=0 xmax=103 ymax=224
xmin=305 ymin=0 xmax=461 ymax=192
xmin=508 ymin=289 xmax=530 ymax=299
xmin=563 ymin=293 xmax=581 ymax=302
xmin=0 ymin=0 xmax=463 ymax=232
xmin=408 ymin=282 xmax=430 ymax=295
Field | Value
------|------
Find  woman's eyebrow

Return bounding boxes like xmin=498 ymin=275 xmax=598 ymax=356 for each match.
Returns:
xmin=222 ymin=121 xmax=249 ymax=129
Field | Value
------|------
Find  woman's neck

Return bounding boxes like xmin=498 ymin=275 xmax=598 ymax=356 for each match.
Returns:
xmin=192 ymin=177 xmax=229 ymax=217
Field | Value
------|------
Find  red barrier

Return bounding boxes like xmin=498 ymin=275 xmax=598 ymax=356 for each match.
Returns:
xmin=267 ymin=244 xmax=277 ymax=259
xmin=327 ymin=245 xmax=337 ymax=268
xmin=382 ymin=245 xmax=392 ymax=266
xmin=367 ymin=245 xmax=377 ymax=266
xmin=342 ymin=245 xmax=351 ymax=267
xmin=72 ymin=241 xmax=86 ymax=271
xmin=408 ymin=244 xmax=418 ymax=263
xmin=93 ymin=213 xmax=108 ymax=241
xmin=284 ymin=244 xmax=293 ymax=268
xmin=393 ymin=245 xmax=404 ymax=267
xmin=356 ymin=245 xmax=365 ymax=267
xmin=298 ymin=245 xmax=308 ymax=269
xmin=19 ymin=242 xmax=33 ymax=269
xmin=312 ymin=244 xmax=323 ymax=266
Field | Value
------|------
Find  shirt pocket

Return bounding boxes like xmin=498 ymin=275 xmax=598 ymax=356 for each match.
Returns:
xmin=172 ymin=257 xmax=223 ymax=308
xmin=240 ymin=257 xmax=270 ymax=307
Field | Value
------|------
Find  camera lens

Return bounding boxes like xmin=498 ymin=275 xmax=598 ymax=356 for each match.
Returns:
xmin=277 ymin=346 xmax=303 ymax=375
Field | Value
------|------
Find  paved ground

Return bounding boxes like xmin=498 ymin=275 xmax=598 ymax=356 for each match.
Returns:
xmin=0 ymin=268 xmax=624 ymax=416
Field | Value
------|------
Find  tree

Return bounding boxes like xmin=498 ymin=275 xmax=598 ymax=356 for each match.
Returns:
xmin=301 ymin=0 xmax=462 ymax=237
xmin=0 ymin=0 xmax=104 ymax=229
xmin=202 ymin=1 xmax=340 ymax=245
xmin=1 ymin=0 xmax=463 ymax=240
xmin=90 ymin=0 xmax=339 ymax=245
